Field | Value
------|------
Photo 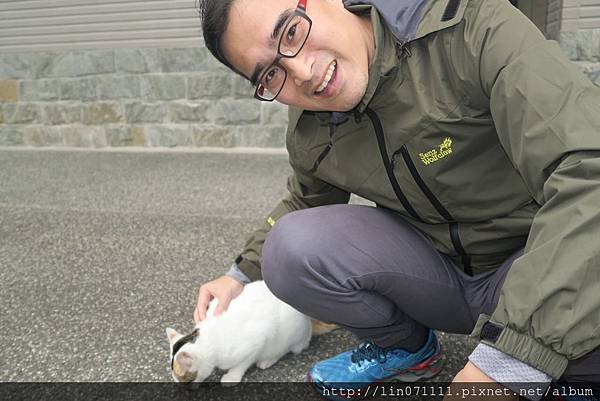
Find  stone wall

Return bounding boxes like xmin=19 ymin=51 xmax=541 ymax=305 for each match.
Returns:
xmin=1 ymin=38 xmax=598 ymax=149
xmin=561 ymin=29 xmax=600 ymax=86
xmin=547 ymin=0 xmax=600 ymax=87
xmin=0 ymin=47 xmax=289 ymax=148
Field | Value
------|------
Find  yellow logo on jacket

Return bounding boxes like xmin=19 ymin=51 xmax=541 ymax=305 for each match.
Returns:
xmin=419 ymin=137 xmax=453 ymax=165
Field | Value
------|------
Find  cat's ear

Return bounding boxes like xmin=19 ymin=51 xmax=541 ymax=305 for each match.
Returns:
xmin=166 ymin=327 xmax=180 ymax=344
xmin=175 ymin=351 xmax=194 ymax=371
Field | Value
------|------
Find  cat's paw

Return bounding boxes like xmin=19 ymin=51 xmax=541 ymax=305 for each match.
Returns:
xmin=291 ymin=344 xmax=308 ymax=355
xmin=220 ymin=373 xmax=242 ymax=386
xmin=257 ymin=359 xmax=278 ymax=370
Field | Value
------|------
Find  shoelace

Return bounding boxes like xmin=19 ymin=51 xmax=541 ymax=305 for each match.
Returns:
xmin=350 ymin=341 xmax=388 ymax=366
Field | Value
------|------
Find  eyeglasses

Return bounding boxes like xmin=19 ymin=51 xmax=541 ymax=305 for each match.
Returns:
xmin=254 ymin=0 xmax=312 ymax=101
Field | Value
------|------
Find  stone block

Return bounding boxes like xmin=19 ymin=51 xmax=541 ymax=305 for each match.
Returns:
xmin=20 ymin=79 xmax=59 ymax=101
xmin=36 ymin=50 xmax=115 ymax=78
xmin=158 ymin=48 xmax=210 ymax=73
xmin=577 ymin=30 xmax=600 ymax=62
xmin=105 ymin=125 xmax=129 ymax=146
xmin=261 ymin=102 xmax=288 ymax=125
xmin=115 ymin=48 xmax=160 ymax=73
xmin=82 ymin=102 xmax=123 ymax=125
xmin=145 ymin=125 xmax=193 ymax=147
xmin=3 ymin=103 xmax=40 ymax=124
xmin=105 ymin=125 xmax=145 ymax=146
xmin=124 ymin=102 xmax=165 ymax=123
xmin=105 ymin=125 xmax=146 ymax=146
xmin=104 ymin=125 xmax=127 ymax=147
xmin=0 ymin=80 xmax=19 ymax=102
xmin=0 ymin=53 xmax=32 ymax=79
xmin=559 ymin=32 xmax=579 ymax=61
xmin=141 ymin=75 xmax=186 ymax=101
xmin=31 ymin=52 xmax=61 ymax=78
xmin=131 ymin=126 xmax=146 ymax=146
xmin=23 ymin=126 xmax=63 ymax=146
xmin=168 ymin=101 xmax=210 ymax=123
xmin=79 ymin=50 xmax=116 ymax=76
xmin=44 ymin=104 xmax=82 ymax=125
xmin=60 ymin=78 xmax=97 ymax=101
xmin=63 ymin=125 xmax=107 ymax=147
xmin=211 ymin=99 xmax=260 ymax=125
xmin=187 ymin=73 xmax=232 ymax=99
xmin=96 ymin=76 xmax=141 ymax=100
xmin=232 ymin=75 xmax=254 ymax=98
xmin=192 ymin=125 xmax=235 ymax=147
xmin=234 ymin=124 xmax=286 ymax=148
xmin=0 ymin=125 xmax=25 ymax=145
xmin=200 ymin=48 xmax=231 ymax=72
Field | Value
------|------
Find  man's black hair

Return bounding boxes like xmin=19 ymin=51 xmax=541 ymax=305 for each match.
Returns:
xmin=197 ymin=0 xmax=244 ymax=77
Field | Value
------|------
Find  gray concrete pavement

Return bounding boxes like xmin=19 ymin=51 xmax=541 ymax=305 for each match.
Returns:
xmin=0 ymin=148 xmax=476 ymax=383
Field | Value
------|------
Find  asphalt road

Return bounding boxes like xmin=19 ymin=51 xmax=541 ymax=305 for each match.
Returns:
xmin=0 ymin=148 xmax=476 ymax=385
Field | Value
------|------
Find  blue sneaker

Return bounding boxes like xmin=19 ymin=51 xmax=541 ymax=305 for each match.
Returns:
xmin=308 ymin=330 xmax=443 ymax=398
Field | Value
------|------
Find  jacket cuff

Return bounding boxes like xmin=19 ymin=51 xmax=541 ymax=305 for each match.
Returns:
xmin=225 ymin=263 xmax=252 ymax=285
xmin=469 ymin=343 xmax=551 ymax=401
xmin=234 ymin=255 xmax=262 ymax=282
xmin=471 ymin=314 xmax=568 ymax=379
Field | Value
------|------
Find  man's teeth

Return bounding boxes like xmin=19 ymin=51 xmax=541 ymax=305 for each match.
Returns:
xmin=316 ymin=61 xmax=336 ymax=94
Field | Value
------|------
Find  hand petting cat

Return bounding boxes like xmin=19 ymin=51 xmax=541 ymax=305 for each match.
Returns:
xmin=194 ymin=275 xmax=244 ymax=323
xmin=169 ymin=281 xmax=320 ymax=385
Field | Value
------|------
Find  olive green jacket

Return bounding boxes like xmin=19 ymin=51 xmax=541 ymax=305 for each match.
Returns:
xmin=234 ymin=0 xmax=600 ymax=378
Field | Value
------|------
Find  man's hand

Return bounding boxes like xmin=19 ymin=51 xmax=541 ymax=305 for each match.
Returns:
xmin=193 ymin=275 xmax=244 ymax=323
xmin=444 ymin=361 xmax=519 ymax=401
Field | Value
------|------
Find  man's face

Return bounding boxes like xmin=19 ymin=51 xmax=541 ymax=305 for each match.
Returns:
xmin=221 ymin=0 xmax=374 ymax=112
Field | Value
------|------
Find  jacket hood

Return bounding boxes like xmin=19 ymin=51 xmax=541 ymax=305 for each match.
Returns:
xmin=343 ymin=0 xmax=428 ymax=44
xmin=343 ymin=0 xmax=470 ymax=43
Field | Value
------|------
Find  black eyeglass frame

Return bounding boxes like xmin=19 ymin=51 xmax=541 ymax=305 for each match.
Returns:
xmin=254 ymin=2 xmax=312 ymax=101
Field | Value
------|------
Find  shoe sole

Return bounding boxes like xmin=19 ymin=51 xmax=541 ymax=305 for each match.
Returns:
xmin=388 ymin=349 xmax=444 ymax=382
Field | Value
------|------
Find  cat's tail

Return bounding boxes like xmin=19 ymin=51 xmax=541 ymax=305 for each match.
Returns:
xmin=311 ymin=319 xmax=338 ymax=336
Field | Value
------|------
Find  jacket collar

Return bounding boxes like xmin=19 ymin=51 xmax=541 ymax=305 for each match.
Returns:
xmin=351 ymin=5 xmax=400 ymax=114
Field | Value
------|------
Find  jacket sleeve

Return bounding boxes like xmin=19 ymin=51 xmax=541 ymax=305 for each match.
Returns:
xmin=235 ymin=167 xmax=350 ymax=281
xmin=455 ymin=0 xmax=600 ymax=378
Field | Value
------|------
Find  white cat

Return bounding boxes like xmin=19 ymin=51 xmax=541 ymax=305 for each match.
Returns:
xmin=166 ymin=280 xmax=336 ymax=385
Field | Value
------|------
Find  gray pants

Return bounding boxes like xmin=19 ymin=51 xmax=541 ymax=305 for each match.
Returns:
xmin=261 ymin=204 xmax=598 ymax=381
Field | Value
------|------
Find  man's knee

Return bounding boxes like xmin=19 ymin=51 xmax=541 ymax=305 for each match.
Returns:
xmin=262 ymin=210 xmax=322 ymax=300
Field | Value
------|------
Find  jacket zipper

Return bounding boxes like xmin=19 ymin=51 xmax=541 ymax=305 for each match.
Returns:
xmin=365 ymin=106 xmax=472 ymax=275
xmin=307 ymin=111 xmax=343 ymax=174
xmin=396 ymin=145 xmax=472 ymax=275
xmin=364 ymin=107 xmax=423 ymax=222
xmin=309 ymin=122 xmax=334 ymax=174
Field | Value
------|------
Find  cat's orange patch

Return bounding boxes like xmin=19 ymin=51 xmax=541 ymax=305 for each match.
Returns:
xmin=172 ymin=362 xmax=198 ymax=383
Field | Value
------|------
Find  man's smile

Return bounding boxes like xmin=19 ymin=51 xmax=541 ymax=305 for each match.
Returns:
xmin=315 ymin=60 xmax=337 ymax=94
xmin=313 ymin=60 xmax=339 ymax=98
